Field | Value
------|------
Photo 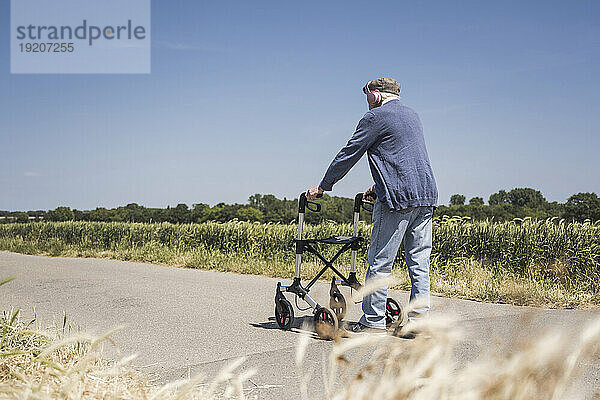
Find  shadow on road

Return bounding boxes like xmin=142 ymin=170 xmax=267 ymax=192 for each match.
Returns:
xmin=250 ymin=315 xmax=314 ymax=331
xmin=250 ymin=316 xmax=358 ymax=341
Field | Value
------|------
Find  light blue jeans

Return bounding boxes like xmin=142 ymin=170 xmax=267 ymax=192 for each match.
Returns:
xmin=359 ymin=201 xmax=433 ymax=329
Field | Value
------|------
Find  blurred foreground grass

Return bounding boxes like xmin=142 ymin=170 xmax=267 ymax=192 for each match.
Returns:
xmin=2 ymin=281 xmax=599 ymax=400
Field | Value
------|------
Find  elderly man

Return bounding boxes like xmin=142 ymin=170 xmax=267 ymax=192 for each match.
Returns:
xmin=306 ymin=77 xmax=437 ymax=335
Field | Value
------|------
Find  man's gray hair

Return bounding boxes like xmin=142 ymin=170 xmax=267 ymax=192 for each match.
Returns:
xmin=380 ymin=92 xmax=399 ymax=99
xmin=380 ymin=92 xmax=400 ymax=104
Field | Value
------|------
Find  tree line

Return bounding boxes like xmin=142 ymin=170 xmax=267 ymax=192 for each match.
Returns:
xmin=439 ymin=189 xmax=600 ymax=222
xmin=1 ymin=188 xmax=599 ymax=224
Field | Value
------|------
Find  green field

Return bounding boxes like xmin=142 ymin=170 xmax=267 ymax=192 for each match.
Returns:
xmin=1 ymin=218 xmax=599 ymax=308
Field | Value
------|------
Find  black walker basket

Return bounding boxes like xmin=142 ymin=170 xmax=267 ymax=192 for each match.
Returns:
xmin=274 ymin=192 xmax=402 ymax=339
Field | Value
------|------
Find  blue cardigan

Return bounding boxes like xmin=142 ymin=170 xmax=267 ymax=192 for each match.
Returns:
xmin=319 ymin=99 xmax=438 ymax=210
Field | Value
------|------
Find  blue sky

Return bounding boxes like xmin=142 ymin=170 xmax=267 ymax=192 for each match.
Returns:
xmin=1 ymin=0 xmax=599 ymax=210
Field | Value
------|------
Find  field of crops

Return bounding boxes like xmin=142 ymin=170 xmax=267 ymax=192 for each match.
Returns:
xmin=1 ymin=218 xmax=599 ymax=306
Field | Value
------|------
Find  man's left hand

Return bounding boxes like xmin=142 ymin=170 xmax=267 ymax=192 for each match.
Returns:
xmin=306 ymin=186 xmax=324 ymax=201
xmin=363 ymin=186 xmax=376 ymax=202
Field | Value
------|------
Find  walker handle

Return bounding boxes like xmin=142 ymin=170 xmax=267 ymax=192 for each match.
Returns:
xmin=299 ymin=192 xmax=322 ymax=213
xmin=355 ymin=192 xmax=376 ymax=212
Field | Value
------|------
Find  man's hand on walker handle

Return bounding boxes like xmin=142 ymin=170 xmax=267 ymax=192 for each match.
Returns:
xmin=306 ymin=186 xmax=324 ymax=201
xmin=363 ymin=186 xmax=376 ymax=202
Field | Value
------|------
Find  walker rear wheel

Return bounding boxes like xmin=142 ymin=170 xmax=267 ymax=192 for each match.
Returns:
xmin=385 ymin=298 xmax=401 ymax=327
xmin=314 ymin=306 xmax=338 ymax=340
xmin=275 ymin=298 xmax=294 ymax=330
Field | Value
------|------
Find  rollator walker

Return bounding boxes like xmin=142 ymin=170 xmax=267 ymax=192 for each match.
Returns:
xmin=274 ymin=192 xmax=402 ymax=338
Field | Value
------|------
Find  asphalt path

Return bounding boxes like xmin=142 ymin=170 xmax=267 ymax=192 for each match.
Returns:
xmin=1 ymin=251 xmax=599 ymax=399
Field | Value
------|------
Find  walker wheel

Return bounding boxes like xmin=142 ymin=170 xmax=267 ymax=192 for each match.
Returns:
xmin=385 ymin=298 xmax=402 ymax=327
xmin=275 ymin=298 xmax=294 ymax=330
xmin=314 ymin=306 xmax=338 ymax=340
xmin=329 ymin=292 xmax=347 ymax=321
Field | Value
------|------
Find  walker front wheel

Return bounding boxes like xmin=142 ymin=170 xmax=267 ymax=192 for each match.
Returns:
xmin=314 ymin=306 xmax=338 ymax=340
xmin=275 ymin=298 xmax=294 ymax=330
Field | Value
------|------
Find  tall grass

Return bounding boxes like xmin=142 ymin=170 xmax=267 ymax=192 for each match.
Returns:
xmin=316 ymin=312 xmax=600 ymax=399
xmin=0 ymin=308 xmax=253 ymax=399
xmin=3 ymin=304 xmax=599 ymax=399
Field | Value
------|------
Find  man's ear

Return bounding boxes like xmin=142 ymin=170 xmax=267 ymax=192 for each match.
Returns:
xmin=367 ymin=91 xmax=382 ymax=109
